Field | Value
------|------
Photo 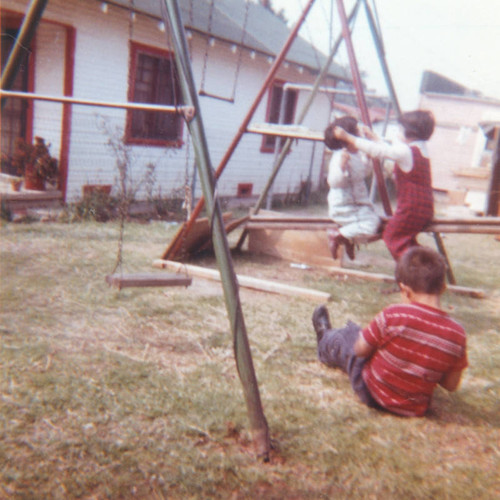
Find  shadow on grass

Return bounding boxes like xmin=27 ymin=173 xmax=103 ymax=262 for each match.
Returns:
xmin=428 ymin=388 xmax=500 ymax=427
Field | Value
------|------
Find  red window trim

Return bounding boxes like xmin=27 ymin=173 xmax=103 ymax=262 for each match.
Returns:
xmin=125 ymin=41 xmax=184 ymax=148
xmin=260 ymin=79 xmax=297 ymax=154
xmin=1 ymin=9 xmax=36 ymax=143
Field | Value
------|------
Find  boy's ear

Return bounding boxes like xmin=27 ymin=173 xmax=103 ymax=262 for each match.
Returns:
xmin=399 ymin=283 xmax=412 ymax=297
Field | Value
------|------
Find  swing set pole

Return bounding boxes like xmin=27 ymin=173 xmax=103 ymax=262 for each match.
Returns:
xmin=163 ymin=0 xmax=316 ymax=260
xmin=1 ymin=0 xmax=49 ymax=109
xmin=336 ymin=0 xmax=392 ymax=216
xmin=163 ymin=0 xmax=270 ymax=460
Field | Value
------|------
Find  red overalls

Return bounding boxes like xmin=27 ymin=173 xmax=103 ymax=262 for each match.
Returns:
xmin=383 ymin=146 xmax=434 ymax=260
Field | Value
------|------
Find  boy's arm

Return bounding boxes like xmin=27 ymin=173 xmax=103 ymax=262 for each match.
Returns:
xmin=354 ymin=332 xmax=376 ymax=358
xmin=439 ymin=370 xmax=463 ymax=392
xmin=333 ymin=127 xmax=412 ymax=168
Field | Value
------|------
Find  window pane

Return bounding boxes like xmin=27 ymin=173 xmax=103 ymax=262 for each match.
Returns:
xmin=129 ymin=47 xmax=182 ymax=143
xmin=1 ymin=28 xmax=29 ymax=160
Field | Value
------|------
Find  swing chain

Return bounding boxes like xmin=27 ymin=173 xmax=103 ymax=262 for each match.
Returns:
xmin=199 ymin=0 xmax=215 ymax=92
xmin=230 ymin=0 xmax=250 ymax=101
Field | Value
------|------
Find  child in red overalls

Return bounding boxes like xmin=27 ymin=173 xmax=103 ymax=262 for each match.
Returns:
xmin=334 ymin=110 xmax=435 ymax=260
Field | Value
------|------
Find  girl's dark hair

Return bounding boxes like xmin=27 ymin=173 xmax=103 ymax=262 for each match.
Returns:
xmin=324 ymin=115 xmax=359 ymax=150
xmin=395 ymin=246 xmax=446 ymax=294
xmin=399 ymin=110 xmax=435 ymax=140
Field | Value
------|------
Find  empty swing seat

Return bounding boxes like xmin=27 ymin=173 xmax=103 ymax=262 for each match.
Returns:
xmin=105 ymin=272 xmax=192 ymax=290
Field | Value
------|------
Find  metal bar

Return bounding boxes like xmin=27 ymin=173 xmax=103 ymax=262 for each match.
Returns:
xmin=361 ymin=0 xmax=400 ymax=117
xmin=336 ymin=0 xmax=392 ymax=216
xmin=163 ymin=0 xmax=270 ymax=461
xmin=283 ymin=83 xmax=388 ymax=100
xmin=1 ymin=0 xmax=49 ymax=109
xmin=0 ymin=89 xmax=195 ymax=114
xmin=163 ymin=0 xmax=317 ymax=260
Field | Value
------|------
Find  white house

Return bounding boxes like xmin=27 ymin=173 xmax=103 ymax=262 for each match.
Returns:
xmin=1 ymin=0 xmax=350 ymax=205
xmin=418 ymin=71 xmax=500 ymax=210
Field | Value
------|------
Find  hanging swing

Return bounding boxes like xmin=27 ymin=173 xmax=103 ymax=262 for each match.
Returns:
xmin=197 ymin=0 xmax=250 ymax=103
xmin=105 ymin=0 xmax=194 ymax=291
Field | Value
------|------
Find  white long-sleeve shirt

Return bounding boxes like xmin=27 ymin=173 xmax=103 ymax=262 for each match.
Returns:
xmin=353 ymin=137 xmax=429 ymax=173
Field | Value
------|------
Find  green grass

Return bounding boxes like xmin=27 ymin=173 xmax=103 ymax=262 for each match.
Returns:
xmin=1 ymin=215 xmax=499 ymax=499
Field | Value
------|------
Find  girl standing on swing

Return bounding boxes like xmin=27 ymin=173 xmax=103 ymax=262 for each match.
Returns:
xmin=334 ymin=110 xmax=435 ymax=261
xmin=324 ymin=116 xmax=382 ymax=261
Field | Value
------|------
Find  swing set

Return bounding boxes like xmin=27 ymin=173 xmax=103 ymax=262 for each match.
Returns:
xmin=160 ymin=0 xmax=500 ymax=297
xmin=3 ymin=0 xmax=499 ymax=460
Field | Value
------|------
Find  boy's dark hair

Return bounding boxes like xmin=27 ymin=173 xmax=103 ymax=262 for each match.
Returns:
xmin=399 ymin=110 xmax=435 ymax=141
xmin=395 ymin=246 xmax=446 ymax=294
xmin=324 ymin=115 xmax=359 ymax=150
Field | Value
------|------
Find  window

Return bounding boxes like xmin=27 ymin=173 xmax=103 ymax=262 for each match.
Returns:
xmin=1 ymin=24 xmax=31 ymax=160
xmin=261 ymin=80 xmax=297 ymax=153
xmin=126 ymin=42 xmax=183 ymax=146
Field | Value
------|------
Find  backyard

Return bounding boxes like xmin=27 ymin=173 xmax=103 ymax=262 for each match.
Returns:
xmin=1 ymin=207 xmax=499 ymax=499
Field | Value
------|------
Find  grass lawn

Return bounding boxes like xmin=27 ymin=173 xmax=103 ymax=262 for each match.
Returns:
xmin=1 ymin=212 xmax=499 ymax=499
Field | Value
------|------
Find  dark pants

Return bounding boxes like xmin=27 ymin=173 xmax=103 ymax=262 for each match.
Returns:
xmin=317 ymin=321 xmax=380 ymax=409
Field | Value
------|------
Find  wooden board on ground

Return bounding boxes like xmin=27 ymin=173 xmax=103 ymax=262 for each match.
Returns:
xmin=105 ymin=272 xmax=192 ymax=290
xmin=153 ymin=259 xmax=332 ymax=302
xmin=326 ymin=266 xmax=486 ymax=299
xmin=162 ymin=212 xmax=234 ymax=260
xmin=247 ymin=211 xmax=340 ymax=267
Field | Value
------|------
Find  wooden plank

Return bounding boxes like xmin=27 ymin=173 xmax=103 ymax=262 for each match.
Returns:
xmin=246 ymin=215 xmax=500 ymax=234
xmin=326 ymin=266 xmax=486 ymax=299
xmin=249 ymin=215 xmax=500 ymax=226
xmin=0 ymin=189 xmax=63 ymax=210
xmin=247 ymin=123 xmax=324 ymax=141
xmin=153 ymin=259 xmax=332 ymax=302
xmin=105 ymin=272 xmax=192 ymax=290
xmin=247 ymin=226 xmax=340 ymax=268
xmin=161 ymin=212 xmax=233 ymax=260
xmin=246 ymin=222 xmax=335 ymax=231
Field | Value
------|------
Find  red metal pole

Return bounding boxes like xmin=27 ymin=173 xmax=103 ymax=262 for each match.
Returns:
xmin=335 ymin=0 xmax=392 ymax=216
xmin=163 ymin=0 xmax=317 ymax=260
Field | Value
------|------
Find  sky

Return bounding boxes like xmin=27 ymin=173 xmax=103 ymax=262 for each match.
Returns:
xmin=269 ymin=0 xmax=500 ymax=110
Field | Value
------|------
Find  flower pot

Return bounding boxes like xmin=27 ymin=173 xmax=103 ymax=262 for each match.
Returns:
xmin=10 ymin=179 xmax=23 ymax=192
xmin=24 ymin=163 xmax=45 ymax=191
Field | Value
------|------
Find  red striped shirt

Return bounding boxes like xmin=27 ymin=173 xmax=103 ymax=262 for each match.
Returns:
xmin=361 ymin=302 xmax=467 ymax=416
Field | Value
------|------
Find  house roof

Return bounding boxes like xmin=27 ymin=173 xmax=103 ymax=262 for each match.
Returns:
xmin=105 ymin=0 xmax=349 ymax=81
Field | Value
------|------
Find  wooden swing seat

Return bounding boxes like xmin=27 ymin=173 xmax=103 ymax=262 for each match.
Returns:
xmin=245 ymin=214 xmax=500 ymax=235
xmin=105 ymin=272 xmax=192 ymax=290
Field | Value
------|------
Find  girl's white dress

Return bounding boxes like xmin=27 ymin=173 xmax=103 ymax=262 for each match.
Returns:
xmin=327 ymin=149 xmax=381 ymax=240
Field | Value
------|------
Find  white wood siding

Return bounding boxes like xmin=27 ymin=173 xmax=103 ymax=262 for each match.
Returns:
xmin=3 ymin=0 xmax=333 ymax=203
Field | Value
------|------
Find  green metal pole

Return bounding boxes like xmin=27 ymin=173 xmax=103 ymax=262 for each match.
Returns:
xmin=1 ymin=0 xmax=49 ymax=109
xmin=163 ymin=0 xmax=270 ymax=460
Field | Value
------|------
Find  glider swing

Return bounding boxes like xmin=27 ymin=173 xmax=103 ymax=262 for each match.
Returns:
xmin=159 ymin=0 xmax=500 ymax=299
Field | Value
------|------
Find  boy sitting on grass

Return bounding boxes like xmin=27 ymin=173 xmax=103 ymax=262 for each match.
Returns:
xmin=312 ymin=246 xmax=467 ymax=416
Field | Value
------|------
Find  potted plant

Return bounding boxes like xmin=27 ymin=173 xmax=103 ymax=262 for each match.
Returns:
xmin=11 ymin=136 xmax=58 ymax=191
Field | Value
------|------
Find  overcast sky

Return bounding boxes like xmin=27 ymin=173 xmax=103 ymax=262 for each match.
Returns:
xmin=269 ymin=0 xmax=500 ymax=110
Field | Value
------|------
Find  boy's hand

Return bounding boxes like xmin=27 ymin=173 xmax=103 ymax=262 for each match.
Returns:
xmin=359 ymin=125 xmax=377 ymax=140
xmin=333 ymin=126 xmax=348 ymax=141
